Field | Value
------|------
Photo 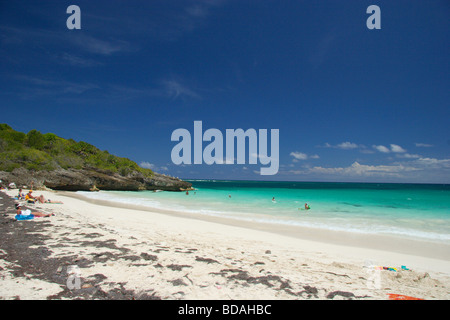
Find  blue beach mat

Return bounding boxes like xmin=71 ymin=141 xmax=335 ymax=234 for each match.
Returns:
xmin=15 ymin=214 xmax=35 ymax=221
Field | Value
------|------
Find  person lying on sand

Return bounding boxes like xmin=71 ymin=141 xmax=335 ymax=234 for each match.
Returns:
xmin=24 ymin=191 xmax=63 ymax=204
xmin=45 ymin=198 xmax=63 ymax=204
xmin=36 ymin=194 xmax=63 ymax=204
xmin=15 ymin=204 xmax=54 ymax=218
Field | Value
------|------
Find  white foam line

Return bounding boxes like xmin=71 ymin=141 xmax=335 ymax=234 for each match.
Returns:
xmin=76 ymin=191 xmax=450 ymax=243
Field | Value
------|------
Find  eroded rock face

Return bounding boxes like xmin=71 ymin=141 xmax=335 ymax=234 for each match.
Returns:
xmin=0 ymin=167 xmax=192 ymax=191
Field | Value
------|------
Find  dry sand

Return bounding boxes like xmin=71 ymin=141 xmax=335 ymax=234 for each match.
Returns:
xmin=0 ymin=189 xmax=449 ymax=300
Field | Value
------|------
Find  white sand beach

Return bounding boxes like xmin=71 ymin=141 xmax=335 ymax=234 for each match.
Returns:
xmin=0 ymin=188 xmax=449 ymax=300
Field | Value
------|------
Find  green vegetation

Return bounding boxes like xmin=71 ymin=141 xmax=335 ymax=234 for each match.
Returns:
xmin=0 ymin=124 xmax=153 ymax=177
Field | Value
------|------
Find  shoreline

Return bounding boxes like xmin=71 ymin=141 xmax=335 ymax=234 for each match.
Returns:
xmin=65 ymin=190 xmax=450 ymax=263
xmin=1 ymin=188 xmax=449 ymax=300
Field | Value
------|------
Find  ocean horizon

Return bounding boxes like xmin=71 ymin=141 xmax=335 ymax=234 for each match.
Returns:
xmin=77 ymin=179 xmax=450 ymax=244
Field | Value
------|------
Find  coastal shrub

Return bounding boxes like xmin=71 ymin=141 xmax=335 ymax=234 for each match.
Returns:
xmin=0 ymin=127 xmax=26 ymax=151
xmin=3 ymin=162 xmax=21 ymax=172
xmin=54 ymin=154 xmax=84 ymax=169
xmin=70 ymin=141 xmax=99 ymax=157
xmin=0 ymin=123 xmax=154 ymax=177
xmin=47 ymin=137 xmax=73 ymax=156
xmin=43 ymin=132 xmax=57 ymax=142
xmin=42 ymin=132 xmax=58 ymax=150
xmin=0 ymin=138 xmax=6 ymax=153
xmin=20 ymin=149 xmax=55 ymax=171
xmin=26 ymin=129 xmax=45 ymax=150
xmin=0 ymin=124 xmax=12 ymax=131
xmin=0 ymin=151 xmax=21 ymax=171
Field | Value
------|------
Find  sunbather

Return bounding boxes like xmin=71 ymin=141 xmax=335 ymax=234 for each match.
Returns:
xmin=37 ymin=194 xmax=63 ymax=204
xmin=17 ymin=188 xmax=25 ymax=200
xmin=15 ymin=204 xmax=54 ymax=218
xmin=25 ymin=190 xmax=36 ymax=202
xmin=25 ymin=191 xmax=62 ymax=204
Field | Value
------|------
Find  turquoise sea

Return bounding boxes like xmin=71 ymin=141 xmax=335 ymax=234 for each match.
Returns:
xmin=78 ymin=180 xmax=450 ymax=244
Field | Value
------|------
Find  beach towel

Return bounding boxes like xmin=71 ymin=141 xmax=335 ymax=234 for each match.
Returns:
xmin=15 ymin=214 xmax=35 ymax=220
xmin=388 ymin=293 xmax=424 ymax=300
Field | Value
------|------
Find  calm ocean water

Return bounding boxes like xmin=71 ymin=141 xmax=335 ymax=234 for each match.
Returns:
xmin=78 ymin=180 xmax=450 ymax=243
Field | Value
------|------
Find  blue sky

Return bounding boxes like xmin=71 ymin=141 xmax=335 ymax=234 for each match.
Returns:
xmin=1 ymin=0 xmax=449 ymax=183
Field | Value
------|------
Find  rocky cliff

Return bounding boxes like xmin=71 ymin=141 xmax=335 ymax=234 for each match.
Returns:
xmin=0 ymin=167 xmax=192 ymax=192
xmin=0 ymin=124 xmax=192 ymax=192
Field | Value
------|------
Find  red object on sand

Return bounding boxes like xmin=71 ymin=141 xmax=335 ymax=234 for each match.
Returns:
xmin=387 ymin=293 xmax=424 ymax=300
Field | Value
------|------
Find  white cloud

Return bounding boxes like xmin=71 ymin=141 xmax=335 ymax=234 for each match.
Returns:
xmin=289 ymin=152 xmax=319 ymax=161
xmin=321 ymin=141 xmax=407 ymax=155
xmin=359 ymin=148 xmax=375 ymax=154
xmin=140 ymin=161 xmax=156 ymax=170
xmin=414 ymin=157 xmax=450 ymax=168
xmin=147 ymin=0 xmax=225 ymax=41
xmin=58 ymin=53 xmax=100 ymax=67
xmin=390 ymin=144 xmax=407 ymax=153
xmin=290 ymin=161 xmax=419 ymax=178
xmin=323 ymin=142 xmax=361 ymax=149
xmin=290 ymin=152 xmax=308 ymax=160
xmin=373 ymin=144 xmax=407 ymax=153
xmin=396 ymin=153 xmax=421 ymax=159
xmin=14 ymin=75 xmax=99 ymax=96
xmin=162 ymin=79 xmax=200 ymax=99
xmin=336 ymin=142 xmax=359 ymax=149
xmin=280 ymin=156 xmax=450 ymax=183
xmin=373 ymin=145 xmax=391 ymax=153
xmin=73 ymin=35 xmax=131 ymax=55
xmin=140 ymin=162 xmax=169 ymax=172
xmin=213 ymin=156 xmax=236 ymax=164
xmin=415 ymin=143 xmax=434 ymax=148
